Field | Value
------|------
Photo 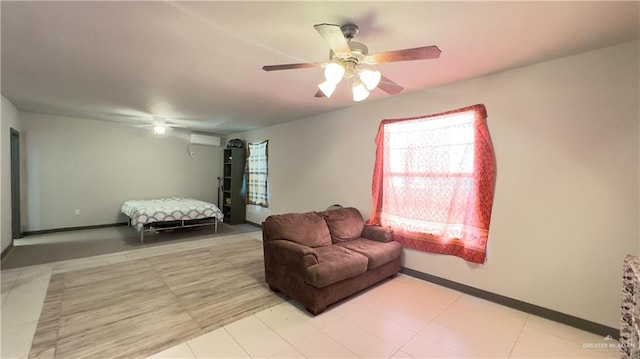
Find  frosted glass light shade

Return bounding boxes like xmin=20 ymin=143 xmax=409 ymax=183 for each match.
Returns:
xmin=154 ymin=125 xmax=166 ymax=135
xmin=352 ymin=82 xmax=370 ymax=102
xmin=359 ymin=69 xmax=381 ymax=90
xmin=324 ymin=63 xmax=345 ymax=84
xmin=318 ymin=81 xmax=337 ymax=98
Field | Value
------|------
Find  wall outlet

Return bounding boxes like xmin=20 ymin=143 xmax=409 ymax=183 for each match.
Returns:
xmin=75 ymin=209 xmax=80 ymax=216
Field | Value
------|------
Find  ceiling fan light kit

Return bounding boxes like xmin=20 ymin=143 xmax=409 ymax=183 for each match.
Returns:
xmin=153 ymin=125 xmax=166 ymax=135
xmin=318 ymin=80 xmax=337 ymax=98
xmin=324 ymin=62 xmax=345 ymax=84
xmin=352 ymin=80 xmax=370 ymax=102
xmin=359 ymin=68 xmax=382 ymax=91
xmin=134 ymin=116 xmax=186 ymax=135
xmin=262 ymin=23 xmax=441 ymax=102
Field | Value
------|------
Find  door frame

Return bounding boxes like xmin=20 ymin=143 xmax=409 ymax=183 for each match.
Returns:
xmin=10 ymin=128 xmax=21 ymax=239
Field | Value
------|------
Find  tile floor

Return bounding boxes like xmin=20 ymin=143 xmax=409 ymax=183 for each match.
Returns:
xmin=1 ymin=230 xmax=621 ymax=359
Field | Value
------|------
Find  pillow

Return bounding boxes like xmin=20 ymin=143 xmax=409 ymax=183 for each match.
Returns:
xmin=263 ymin=212 xmax=331 ymax=247
xmin=320 ymin=207 xmax=365 ymax=243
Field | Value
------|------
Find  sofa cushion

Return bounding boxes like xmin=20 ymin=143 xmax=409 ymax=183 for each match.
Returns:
xmin=305 ymin=245 xmax=368 ymax=288
xmin=336 ymin=238 xmax=402 ymax=270
xmin=263 ymin=212 xmax=331 ymax=247
xmin=320 ymin=207 xmax=365 ymax=243
xmin=362 ymin=225 xmax=394 ymax=243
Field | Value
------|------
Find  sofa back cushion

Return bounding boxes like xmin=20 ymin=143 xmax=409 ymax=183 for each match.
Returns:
xmin=320 ymin=207 xmax=365 ymax=243
xmin=263 ymin=212 xmax=331 ymax=247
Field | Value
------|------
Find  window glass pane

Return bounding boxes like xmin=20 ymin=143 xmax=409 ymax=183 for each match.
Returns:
xmin=387 ymin=111 xmax=475 ymax=175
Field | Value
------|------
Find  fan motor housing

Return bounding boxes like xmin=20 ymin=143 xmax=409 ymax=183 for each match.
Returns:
xmin=330 ymin=41 xmax=368 ymax=62
xmin=341 ymin=24 xmax=359 ymax=39
xmin=349 ymin=41 xmax=368 ymax=56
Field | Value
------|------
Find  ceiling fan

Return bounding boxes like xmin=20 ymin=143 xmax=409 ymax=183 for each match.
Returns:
xmin=262 ymin=23 xmax=441 ymax=101
xmin=133 ymin=116 xmax=185 ymax=135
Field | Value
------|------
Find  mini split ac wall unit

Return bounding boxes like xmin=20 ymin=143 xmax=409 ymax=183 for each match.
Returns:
xmin=189 ymin=134 xmax=222 ymax=147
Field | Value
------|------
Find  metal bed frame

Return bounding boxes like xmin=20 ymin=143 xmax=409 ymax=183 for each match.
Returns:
xmin=129 ymin=217 xmax=219 ymax=243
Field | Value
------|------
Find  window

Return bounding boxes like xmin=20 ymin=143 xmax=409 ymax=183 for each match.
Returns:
xmin=368 ymin=104 xmax=496 ymax=263
xmin=246 ymin=140 xmax=269 ymax=207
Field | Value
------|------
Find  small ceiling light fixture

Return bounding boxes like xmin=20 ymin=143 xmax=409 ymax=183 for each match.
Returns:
xmin=153 ymin=125 xmax=166 ymax=135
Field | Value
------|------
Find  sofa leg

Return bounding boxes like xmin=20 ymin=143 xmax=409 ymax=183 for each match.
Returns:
xmin=268 ymin=284 xmax=280 ymax=292
xmin=390 ymin=272 xmax=398 ymax=278
xmin=306 ymin=306 xmax=325 ymax=316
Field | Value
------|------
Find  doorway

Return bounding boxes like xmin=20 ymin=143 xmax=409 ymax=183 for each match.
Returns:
xmin=10 ymin=128 xmax=21 ymax=239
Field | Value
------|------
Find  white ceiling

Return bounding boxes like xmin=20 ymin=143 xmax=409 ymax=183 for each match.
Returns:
xmin=2 ymin=1 xmax=638 ymax=135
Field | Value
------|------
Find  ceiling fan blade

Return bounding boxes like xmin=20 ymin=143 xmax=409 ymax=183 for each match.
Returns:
xmin=369 ymin=45 xmax=441 ymax=64
xmin=132 ymin=123 xmax=186 ymax=128
xmin=262 ymin=63 xmax=320 ymax=71
xmin=314 ymin=23 xmax=352 ymax=56
xmin=314 ymin=90 xmax=326 ymax=98
xmin=377 ymin=75 xmax=404 ymax=95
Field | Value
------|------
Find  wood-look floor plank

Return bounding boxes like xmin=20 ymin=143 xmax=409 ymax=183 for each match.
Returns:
xmin=29 ymin=238 xmax=282 ymax=359
xmin=55 ymin=304 xmax=198 ymax=359
xmin=60 ymin=260 xmax=155 ymax=288
xmin=190 ymin=286 xmax=284 ymax=330
xmin=60 ymin=274 xmax=168 ymax=315
xmin=151 ymin=260 xmax=233 ymax=290
xmin=58 ymin=286 xmax=179 ymax=338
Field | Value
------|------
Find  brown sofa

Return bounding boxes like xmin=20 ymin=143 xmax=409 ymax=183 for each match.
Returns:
xmin=262 ymin=207 xmax=402 ymax=314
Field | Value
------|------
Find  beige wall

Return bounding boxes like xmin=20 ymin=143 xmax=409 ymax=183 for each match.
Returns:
xmin=20 ymin=113 xmax=222 ymax=231
xmin=1 ymin=96 xmax=21 ymax=251
xmin=236 ymin=40 xmax=639 ymax=328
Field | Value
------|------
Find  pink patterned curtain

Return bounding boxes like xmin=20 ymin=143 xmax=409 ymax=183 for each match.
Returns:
xmin=368 ymin=104 xmax=496 ymax=263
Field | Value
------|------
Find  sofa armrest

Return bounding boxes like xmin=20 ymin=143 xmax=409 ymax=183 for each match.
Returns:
xmin=265 ymin=239 xmax=319 ymax=269
xmin=362 ymin=225 xmax=393 ymax=243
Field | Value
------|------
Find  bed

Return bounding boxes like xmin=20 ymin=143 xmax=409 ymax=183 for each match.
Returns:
xmin=121 ymin=197 xmax=224 ymax=243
